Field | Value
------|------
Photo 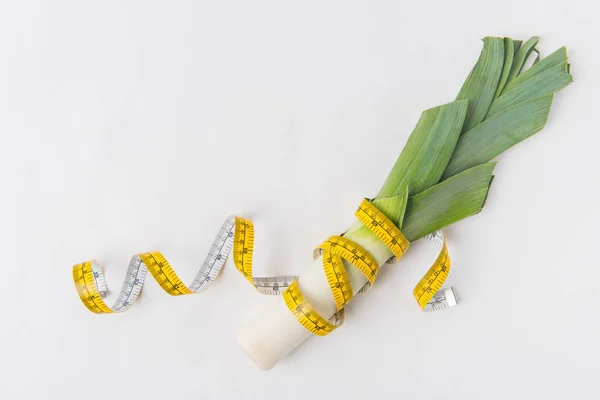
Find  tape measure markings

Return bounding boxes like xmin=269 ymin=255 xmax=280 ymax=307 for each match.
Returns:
xmin=321 ymin=249 xmax=353 ymax=311
xmin=423 ymin=287 xmax=458 ymax=312
xmin=233 ymin=217 xmax=254 ymax=282
xmin=355 ymin=198 xmax=409 ymax=261
xmin=112 ymin=257 xmax=146 ymax=310
xmin=253 ymin=276 xmax=298 ymax=295
xmin=282 ymin=199 xmax=402 ymax=335
xmin=91 ymin=261 xmax=109 ymax=295
xmin=283 ymin=280 xmax=338 ymax=336
xmin=413 ymin=238 xmax=451 ymax=309
xmin=190 ymin=217 xmax=235 ymax=292
xmin=73 ymin=262 xmax=113 ymax=313
xmin=318 ymin=236 xmax=379 ymax=285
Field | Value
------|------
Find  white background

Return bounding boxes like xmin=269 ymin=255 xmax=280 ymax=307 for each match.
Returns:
xmin=0 ymin=1 xmax=598 ymax=399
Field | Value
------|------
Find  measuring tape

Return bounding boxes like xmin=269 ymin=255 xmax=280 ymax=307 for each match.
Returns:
xmin=72 ymin=216 xmax=297 ymax=313
xmin=73 ymin=199 xmax=457 ymax=333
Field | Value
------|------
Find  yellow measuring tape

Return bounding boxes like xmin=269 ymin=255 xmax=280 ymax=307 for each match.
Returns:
xmin=73 ymin=199 xmax=456 ymax=335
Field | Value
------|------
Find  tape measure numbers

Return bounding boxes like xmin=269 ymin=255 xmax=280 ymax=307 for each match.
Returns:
xmin=283 ymin=280 xmax=340 ymax=336
xmin=413 ymin=231 xmax=451 ymax=310
xmin=73 ymin=199 xmax=458 ymax=333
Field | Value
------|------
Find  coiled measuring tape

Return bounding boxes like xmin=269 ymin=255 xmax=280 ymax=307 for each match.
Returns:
xmin=73 ymin=199 xmax=457 ymax=333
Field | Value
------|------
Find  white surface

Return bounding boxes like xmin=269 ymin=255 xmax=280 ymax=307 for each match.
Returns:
xmin=0 ymin=0 xmax=598 ymax=398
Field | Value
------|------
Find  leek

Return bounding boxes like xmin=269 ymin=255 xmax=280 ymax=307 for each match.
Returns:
xmin=238 ymin=36 xmax=573 ymax=370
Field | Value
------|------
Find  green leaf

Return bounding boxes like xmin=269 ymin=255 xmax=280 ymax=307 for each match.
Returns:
xmin=368 ymin=36 xmax=570 ymax=245
xmin=455 ymin=36 xmax=504 ymax=131
xmin=504 ymin=36 xmax=539 ymax=87
xmin=372 ymin=188 xmax=409 ymax=228
xmin=494 ymin=37 xmax=515 ymax=98
xmin=513 ymin=40 xmax=522 ymax=55
xmin=442 ymin=94 xmax=554 ymax=179
xmin=486 ymin=62 xmax=571 ymax=117
xmin=531 ymin=49 xmax=541 ymax=65
xmin=504 ymin=47 xmax=568 ymax=92
xmin=377 ymin=99 xmax=468 ymax=198
xmin=402 ymin=163 xmax=497 ymax=241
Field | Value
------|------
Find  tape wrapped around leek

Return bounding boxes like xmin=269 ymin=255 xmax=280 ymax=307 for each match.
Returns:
xmin=237 ymin=36 xmax=572 ymax=370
